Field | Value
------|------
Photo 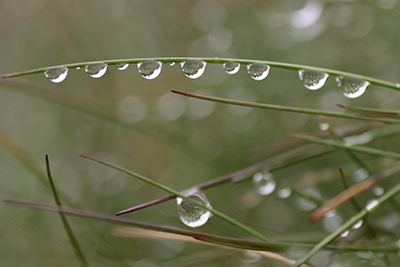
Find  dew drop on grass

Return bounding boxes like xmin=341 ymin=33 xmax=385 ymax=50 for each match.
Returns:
xmin=298 ymin=70 xmax=328 ymax=90
xmin=169 ymin=62 xmax=175 ymax=66
xmin=115 ymin=63 xmax=129 ymax=71
xmin=137 ymin=60 xmax=162 ymax=80
xmin=336 ymin=77 xmax=369 ymax=98
xmin=252 ymin=171 xmax=276 ymax=195
xmin=247 ymin=63 xmax=270 ymax=80
xmin=277 ymin=187 xmax=292 ymax=199
xmin=85 ymin=62 xmax=108 ymax=78
xmin=181 ymin=60 xmax=206 ymax=79
xmin=177 ymin=190 xmax=212 ymax=227
xmin=373 ymin=185 xmax=384 ymax=196
xmin=352 ymin=219 xmax=363 ymax=229
xmin=341 ymin=230 xmax=350 ymax=237
xmin=366 ymin=199 xmax=380 ymax=212
xmin=223 ymin=61 xmax=240 ymax=74
xmin=44 ymin=66 xmax=68 ymax=83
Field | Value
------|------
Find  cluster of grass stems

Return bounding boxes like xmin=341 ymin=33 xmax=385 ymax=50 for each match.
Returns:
xmin=2 ymin=57 xmax=400 ymax=266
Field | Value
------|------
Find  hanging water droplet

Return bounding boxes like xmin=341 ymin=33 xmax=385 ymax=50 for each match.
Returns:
xmin=169 ymin=62 xmax=175 ymax=66
xmin=177 ymin=190 xmax=212 ymax=227
xmin=351 ymin=219 xmax=363 ymax=229
xmin=137 ymin=60 xmax=162 ymax=80
xmin=366 ymin=199 xmax=380 ymax=212
xmin=76 ymin=67 xmax=81 ymax=70
xmin=247 ymin=63 xmax=270 ymax=81
xmin=252 ymin=171 xmax=276 ymax=195
xmin=223 ymin=61 xmax=240 ymax=74
xmin=340 ymin=230 xmax=350 ymax=237
xmin=180 ymin=60 xmax=206 ymax=79
xmin=115 ymin=63 xmax=129 ymax=71
xmin=336 ymin=77 xmax=369 ymax=98
xmin=298 ymin=70 xmax=328 ymax=90
xmin=44 ymin=66 xmax=68 ymax=83
xmin=277 ymin=187 xmax=292 ymax=199
xmin=85 ymin=62 xmax=108 ymax=78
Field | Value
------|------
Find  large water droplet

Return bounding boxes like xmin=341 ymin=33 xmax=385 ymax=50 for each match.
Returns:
xmin=181 ymin=60 xmax=206 ymax=79
xmin=137 ymin=60 xmax=162 ymax=80
xmin=85 ymin=62 xmax=108 ymax=78
xmin=247 ymin=63 xmax=270 ymax=81
xmin=298 ymin=70 xmax=328 ymax=90
xmin=44 ymin=66 xmax=68 ymax=83
xmin=223 ymin=61 xmax=240 ymax=74
xmin=115 ymin=63 xmax=129 ymax=71
xmin=177 ymin=190 xmax=212 ymax=227
xmin=252 ymin=171 xmax=276 ymax=195
xmin=336 ymin=77 xmax=369 ymax=98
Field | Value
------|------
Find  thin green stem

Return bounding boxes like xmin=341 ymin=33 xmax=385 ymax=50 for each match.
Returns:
xmin=80 ymin=155 xmax=270 ymax=242
xmin=45 ymin=155 xmax=87 ymax=267
xmin=2 ymin=57 xmax=399 ymax=91
xmin=292 ymin=181 xmax=400 ymax=267
xmin=338 ymin=104 xmax=400 ymax=114
xmin=291 ymin=133 xmax=400 ymax=160
xmin=171 ymin=90 xmax=400 ymax=124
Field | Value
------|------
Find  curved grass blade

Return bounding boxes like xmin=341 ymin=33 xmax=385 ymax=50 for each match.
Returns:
xmin=1 ymin=57 xmax=399 ymax=91
xmin=45 ymin=155 xmax=87 ymax=266
xmin=291 ymin=133 xmax=400 ymax=160
xmin=338 ymin=104 xmax=400 ymax=114
xmin=80 ymin=155 xmax=270 ymax=242
xmin=171 ymin=90 xmax=400 ymax=124
xmin=292 ymin=180 xmax=400 ymax=267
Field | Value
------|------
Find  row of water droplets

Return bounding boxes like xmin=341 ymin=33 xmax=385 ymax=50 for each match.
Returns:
xmin=44 ymin=60 xmax=370 ymax=98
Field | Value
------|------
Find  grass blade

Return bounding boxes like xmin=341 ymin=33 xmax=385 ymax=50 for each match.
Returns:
xmin=291 ymin=133 xmax=400 ymax=159
xmin=171 ymin=90 xmax=400 ymax=124
xmin=292 ymin=180 xmax=400 ymax=267
xmin=45 ymin=155 xmax=87 ymax=266
xmin=2 ymin=57 xmax=399 ymax=91
xmin=80 ymin=154 xmax=270 ymax=242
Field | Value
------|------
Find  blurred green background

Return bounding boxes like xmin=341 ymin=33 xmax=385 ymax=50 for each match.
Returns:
xmin=1 ymin=0 xmax=400 ymax=266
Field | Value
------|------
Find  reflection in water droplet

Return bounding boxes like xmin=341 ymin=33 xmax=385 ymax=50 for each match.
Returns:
xmin=115 ymin=63 xmax=129 ymax=71
xmin=181 ymin=60 xmax=206 ymax=79
xmin=252 ymin=172 xmax=276 ymax=195
xmin=336 ymin=77 xmax=369 ymax=98
xmin=373 ymin=185 xmax=384 ymax=196
xmin=247 ymin=63 xmax=270 ymax=80
xmin=352 ymin=219 xmax=363 ymax=229
xmin=298 ymin=70 xmax=328 ymax=90
xmin=177 ymin=190 xmax=212 ymax=227
xmin=366 ymin=199 xmax=380 ymax=212
xmin=44 ymin=66 xmax=68 ymax=83
xmin=137 ymin=60 xmax=162 ymax=80
xmin=223 ymin=61 xmax=240 ymax=74
xmin=85 ymin=62 xmax=108 ymax=78
xmin=341 ymin=230 xmax=349 ymax=237
xmin=277 ymin=187 xmax=292 ymax=199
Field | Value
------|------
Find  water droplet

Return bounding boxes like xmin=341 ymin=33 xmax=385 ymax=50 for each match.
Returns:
xmin=115 ymin=63 xmax=129 ymax=71
xmin=85 ymin=62 xmax=108 ymax=78
xmin=169 ymin=62 xmax=175 ymax=66
xmin=44 ymin=66 xmax=68 ymax=83
xmin=343 ymin=131 xmax=375 ymax=146
xmin=137 ymin=60 xmax=162 ymax=80
xmin=353 ymin=168 xmax=369 ymax=182
xmin=366 ymin=199 xmax=380 ymax=212
xmin=352 ymin=219 xmax=363 ymax=229
xmin=223 ymin=61 xmax=240 ymax=74
xmin=247 ymin=63 xmax=270 ymax=81
xmin=177 ymin=190 xmax=212 ymax=227
xmin=277 ymin=187 xmax=292 ymax=199
xmin=341 ymin=230 xmax=349 ymax=237
xmin=252 ymin=171 xmax=276 ymax=195
xmin=298 ymin=70 xmax=328 ymax=90
xmin=336 ymin=77 xmax=369 ymax=98
xmin=319 ymin=122 xmax=329 ymax=131
xmin=240 ymin=251 xmax=262 ymax=263
xmin=180 ymin=60 xmax=206 ymax=79
xmin=373 ymin=185 xmax=384 ymax=196
xmin=76 ymin=67 xmax=81 ymax=70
